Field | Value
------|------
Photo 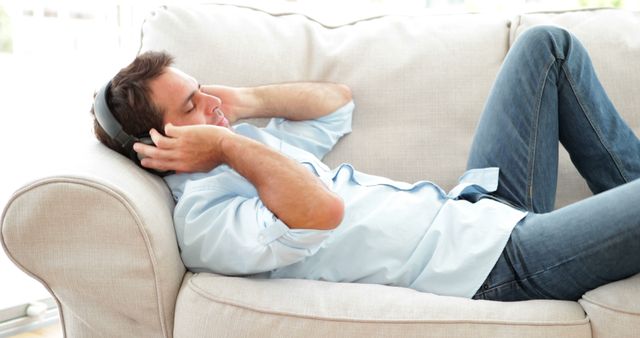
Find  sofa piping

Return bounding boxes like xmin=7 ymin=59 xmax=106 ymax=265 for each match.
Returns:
xmin=580 ymin=295 xmax=640 ymax=316
xmin=186 ymin=274 xmax=590 ymax=327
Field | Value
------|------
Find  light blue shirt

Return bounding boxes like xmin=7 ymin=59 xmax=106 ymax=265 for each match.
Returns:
xmin=164 ymin=101 xmax=528 ymax=298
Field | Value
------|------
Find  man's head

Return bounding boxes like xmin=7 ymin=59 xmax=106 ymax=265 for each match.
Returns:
xmin=92 ymin=51 xmax=228 ymax=160
xmin=91 ymin=51 xmax=172 ymax=158
xmin=149 ymin=67 xmax=228 ymax=128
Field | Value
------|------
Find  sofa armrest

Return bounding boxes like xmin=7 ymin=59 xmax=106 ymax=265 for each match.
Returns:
xmin=1 ymin=143 xmax=185 ymax=338
xmin=579 ymin=273 xmax=640 ymax=338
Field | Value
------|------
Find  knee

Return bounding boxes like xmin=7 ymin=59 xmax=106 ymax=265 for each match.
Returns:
xmin=515 ymin=25 xmax=573 ymax=59
xmin=521 ymin=25 xmax=569 ymax=41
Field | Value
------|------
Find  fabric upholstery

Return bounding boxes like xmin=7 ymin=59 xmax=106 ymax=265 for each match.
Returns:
xmin=3 ymin=4 xmax=640 ymax=338
xmin=174 ymin=273 xmax=589 ymax=338
xmin=1 ymin=143 xmax=184 ymax=337
xmin=140 ymin=4 xmax=511 ymax=199
xmin=578 ymin=273 xmax=640 ymax=338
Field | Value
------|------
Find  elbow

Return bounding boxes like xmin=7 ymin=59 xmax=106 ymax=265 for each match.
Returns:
xmin=314 ymin=194 xmax=344 ymax=230
xmin=277 ymin=189 xmax=344 ymax=231
xmin=337 ymin=83 xmax=353 ymax=105
xmin=318 ymin=83 xmax=352 ymax=117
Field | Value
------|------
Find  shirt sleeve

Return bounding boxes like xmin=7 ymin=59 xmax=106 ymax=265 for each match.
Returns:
xmin=263 ymin=100 xmax=354 ymax=159
xmin=172 ymin=172 xmax=333 ymax=276
xmin=447 ymin=167 xmax=500 ymax=200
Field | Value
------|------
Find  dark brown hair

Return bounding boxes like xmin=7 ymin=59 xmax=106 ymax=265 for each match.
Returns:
xmin=90 ymin=51 xmax=174 ymax=157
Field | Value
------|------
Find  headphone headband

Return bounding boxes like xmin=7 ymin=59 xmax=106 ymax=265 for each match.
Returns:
xmin=94 ymin=81 xmax=137 ymax=149
xmin=93 ymin=80 xmax=173 ymax=177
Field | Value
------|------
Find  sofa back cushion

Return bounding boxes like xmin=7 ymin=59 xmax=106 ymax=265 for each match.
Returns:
xmin=141 ymin=4 xmax=510 ymax=193
xmin=140 ymin=4 xmax=640 ymax=207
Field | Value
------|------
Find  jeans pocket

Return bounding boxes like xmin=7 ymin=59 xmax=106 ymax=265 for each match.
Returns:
xmin=473 ymin=280 xmax=526 ymax=301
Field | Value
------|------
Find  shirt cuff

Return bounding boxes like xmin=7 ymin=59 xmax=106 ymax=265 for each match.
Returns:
xmin=258 ymin=219 xmax=290 ymax=244
xmin=258 ymin=218 xmax=333 ymax=253
xmin=447 ymin=167 xmax=500 ymax=199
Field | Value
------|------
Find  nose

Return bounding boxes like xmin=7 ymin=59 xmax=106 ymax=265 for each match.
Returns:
xmin=198 ymin=92 xmax=222 ymax=115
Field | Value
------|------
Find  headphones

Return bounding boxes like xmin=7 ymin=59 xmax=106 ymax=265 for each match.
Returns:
xmin=93 ymin=81 xmax=173 ymax=176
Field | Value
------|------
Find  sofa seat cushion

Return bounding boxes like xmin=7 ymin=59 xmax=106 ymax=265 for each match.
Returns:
xmin=173 ymin=273 xmax=590 ymax=338
xmin=577 ymin=273 xmax=640 ymax=338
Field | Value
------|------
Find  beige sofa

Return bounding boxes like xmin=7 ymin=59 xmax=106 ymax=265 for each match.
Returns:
xmin=3 ymin=4 xmax=640 ymax=337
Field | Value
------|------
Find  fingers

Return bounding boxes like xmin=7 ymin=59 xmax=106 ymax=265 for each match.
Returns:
xmin=199 ymin=85 xmax=215 ymax=95
xmin=200 ymin=85 xmax=225 ymax=96
xmin=164 ymin=123 xmax=183 ymax=138
xmin=149 ymin=128 xmax=176 ymax=148
xmin=140 ymin=157 xmax=178 ymax=171
xmin=133 ymin=128 xmax=175 ymax=161
xmin=132 ymin=126 xmax=186 ymax=171
xmin=132 ymin=141 xmax=159 ymax=158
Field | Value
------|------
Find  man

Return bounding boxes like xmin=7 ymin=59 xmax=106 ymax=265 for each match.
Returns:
xmin=93 ymin=26 xmax=640 ymax=301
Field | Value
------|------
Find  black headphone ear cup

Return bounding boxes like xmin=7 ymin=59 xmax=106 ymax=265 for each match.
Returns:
xmin=135 ymin=136 xmax=154 ymax=162
xmin=138 ymin=136 xmax=154 ymax=145
xmin=130 ymin=134 xmax=174 ymax=177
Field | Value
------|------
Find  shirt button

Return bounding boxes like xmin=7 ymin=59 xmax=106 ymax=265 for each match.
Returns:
xmin=258 ymin=234 xmax=265 ymax=242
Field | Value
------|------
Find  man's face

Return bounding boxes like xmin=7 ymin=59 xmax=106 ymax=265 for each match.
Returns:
xmin=150 ymin=67 xmax=230 ymax=128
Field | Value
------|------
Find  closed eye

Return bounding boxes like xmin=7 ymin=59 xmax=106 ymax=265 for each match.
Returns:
xmin=183 ymin=82 xmax=201 ymax=114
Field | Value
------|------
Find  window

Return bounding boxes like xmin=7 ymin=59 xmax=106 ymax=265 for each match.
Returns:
xmin=0 ymin=3 xmax=152 ymax=334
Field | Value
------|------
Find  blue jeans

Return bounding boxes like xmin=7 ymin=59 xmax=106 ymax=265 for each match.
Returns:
xmin=468 ymin=26 xmax=640 ymax=301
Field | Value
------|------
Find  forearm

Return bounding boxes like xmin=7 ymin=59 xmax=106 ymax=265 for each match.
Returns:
xmin=233 ymin=82 xmax=352 ymax=121
xmin=221 ymin=133 xmax=344 ymax=230
xmin=135 ymin=120 xmax=345 ymax=230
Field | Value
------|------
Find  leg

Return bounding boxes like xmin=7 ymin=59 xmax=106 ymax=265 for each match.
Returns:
xmin=467 ymin=25 xmax=640 ymax=213
xmin=473 ymin=178 xmax=640 ymax=301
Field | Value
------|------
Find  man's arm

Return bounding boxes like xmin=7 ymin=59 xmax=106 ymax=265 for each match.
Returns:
xmin=136 ymin=124 xmax=344 ymax=230
xmin=134 ymin=82 xmax=353 ymax=231
xmin=201 ymin=82 xmax=352 ymax=123
xmin=221 ymin=130 xmax=345 ymax=231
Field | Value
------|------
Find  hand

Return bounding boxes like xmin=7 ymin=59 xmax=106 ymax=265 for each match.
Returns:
xmin=133 ymin=123 xmax=234 ymax=173
xmin=200 ymin=85 xmax=258 ymax=123
xmin=201 ymin=82 xmax=352 ymax=121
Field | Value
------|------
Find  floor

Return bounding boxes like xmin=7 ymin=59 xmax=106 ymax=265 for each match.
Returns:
xmin=9 ymin=322 xmax=62 ymax=338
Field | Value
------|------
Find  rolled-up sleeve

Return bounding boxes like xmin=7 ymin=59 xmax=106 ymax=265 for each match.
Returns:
xmin=447 ymin=167 xmax=500 ymax=197
xmin=263 ymin=100 xmax=354 ymax=159
xmin=173 ymin=172 xmax=332 ymax=275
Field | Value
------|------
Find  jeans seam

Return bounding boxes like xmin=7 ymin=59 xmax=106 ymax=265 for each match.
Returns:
xmin=560 ymin=62 xmax=630 ymax=183
xmin=481 ymin=234 xmax=623 ymax=300
xmin=476 ymin=242 xmax=525 ymax=297
xmin=528 ymin=58 xmax=557 ymax=211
